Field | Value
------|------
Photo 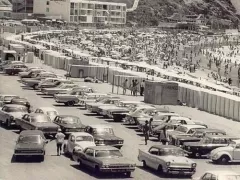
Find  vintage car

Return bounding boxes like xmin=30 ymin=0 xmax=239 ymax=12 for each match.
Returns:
xmin=15 ymin=113 xmax=59 ymax=135
xmin=18 ymin=68 xmax=45 ymax=79
xmin=14 ymin=130 xmax=48 ymax=161
xmin=210 ymin=139 xmax=240 ymax=164
xmin=0 ymin=94 xmax=20 ymax=107
xmin=85 ymin=124 xmax=124 ymax=149
xmin=1 ymin=61 xmax=24 ymax=71
xmin=103 ymin=101 xmax=143 ymax=122
xmin=53 ymin=115 xmax=85 ymax=135
xmin=168 ymin=124 xmax=207 ymax=145
xmin=193 ymin=171 xmax=240 ymax=180
xmin=77 ymin=93 xmax=108 ymax=106
xmin=72 ymin=146 xmax=135 ymax=177
xmin=37 ymin=78 xmax=73 ymax=89
xmin=41 ymin=84 xmax=79 ymax=96
xmin=10 ymin=97 xmax=30 ymax=107
xmin=0 ymin=104 xmax=28 ymax=128
xmin=4 ymin=64 xmax=28 ymax=75
xmin=138 ymin=145 xmax=196 ymax=176
xmin=21 ymin=72 xmax=58 ymax=89
xmin=54 ymin=87 xmax=95 ymax=106
xmin=86 ymin=98 xmax=121 ymax=113
xmin=183 ymin=135 xmax=240 ymax=158
xmin=63 ymin=132 xmax=95 ymax=155
xmin=35 ymin=107 xmax=59 ymax=121
xmin=175 ymin=129 xmax=226 ymax=147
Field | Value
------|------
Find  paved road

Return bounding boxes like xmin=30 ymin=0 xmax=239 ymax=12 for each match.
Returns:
xmin=1 ymin=63 xmax=240 ymax=180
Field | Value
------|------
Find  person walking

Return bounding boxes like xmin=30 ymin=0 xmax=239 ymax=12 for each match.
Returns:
xmin=140 ymin=80 xmax=145 ymax=96
xmin=143 ymin=120 xmax=150 ymax=145
xmin=55 ymin=129 xmax=65 ymax=156
xmin=25 ymin=102 xmax=31 ymax=113
xmin=149 ymin=118 xmax=153 ymax=135
xmin=133 ymin=79 xmax=138 ymax=96
xmin=130 ymin=79 xmax=134 ymax=96
xmin=122 ymin=79 xmax=128 ymax=95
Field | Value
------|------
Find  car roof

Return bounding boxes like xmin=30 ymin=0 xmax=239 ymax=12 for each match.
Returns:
xmin=179 ymin=124 xmax=206 ymax=129
xmin=205 ymin=134 xmax=238 ymax=139
xmin=87 ymin=146 xmax=118 ymax=151
xmin=38 ymin=107 xmax=57 ymax=111
xmin=0 ymin=94 xmax=18 ymax=97
xmin=70 ymin=132 xmax=93 ymax=137
xmin=151 ymin=145 xmax=180 ymax=150
xmin=11 ymin=98 xmax=28 ymax=101
xmin=232 ymin=140 xmax=240 ymax=144
xmin=119 ymin=101 xmax=143 ymax=104
xmin=57 ymin=115 xmax=79 ymax=118
xmin=20 ymin=130 xmax=44 ymax=136
xmin=3 ymin=104 xmax=26 ymax=108
xmin=195 ymin=129 xmax=226 ymax=133
xmin=29 ymin=113 xmax=48 ymax=117
xmin=85 ymin=93 xmax=107 ymax=96
xmin=89 ymin=124 xmax=112 ymax=129
xmin=205 ymin=170 xmax=239 ymax=176
xmin=170 ymin=117 xmax=190 ymax=121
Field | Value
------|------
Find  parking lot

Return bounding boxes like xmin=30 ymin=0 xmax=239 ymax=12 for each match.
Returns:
xmin=1 ymin=60 xmax=240 ymax=180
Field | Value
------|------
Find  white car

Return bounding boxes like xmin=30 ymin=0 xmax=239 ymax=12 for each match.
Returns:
xmin=192 ymin=170 xmax=240 ymax=180
xmin=64 ymin=132 xmax=95 ymax=156
xmin=35 ymin=107 xmax=58 ymax=121
xmin=210 ymin=140 xmax=240 ymax=164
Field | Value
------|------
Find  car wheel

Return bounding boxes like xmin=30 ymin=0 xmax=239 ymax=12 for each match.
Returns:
xmin=64 ymin=102 xmax=68 ymax=106
xmin=125 ymin=172 xmax=131 ymax=178
xmin=39 ymin=155 xmax=44 ymax=162
xmin=158 ymin=165 xmax=164 ymax=174
xmin=67 ymin=101 xmax=75 ymax=106
xmin=142 ymin=160 xmax=147 ymax=168
xmin=217 ymin=155 xmax=230 ymax=164
xmin=94 ymin=166 xmax=101 ymax=176
xmin=33 ymin=84 xmax=38 ymax=90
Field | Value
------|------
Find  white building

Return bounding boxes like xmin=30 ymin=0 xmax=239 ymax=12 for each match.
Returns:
xmin=0 ymin=0 xmax=12 ymax=19
xmin=33 ymin=0 xmax=127 ymax=25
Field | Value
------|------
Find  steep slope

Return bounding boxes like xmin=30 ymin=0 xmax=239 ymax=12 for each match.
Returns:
xmin=127 ymin=0 xmax=240 ymax=26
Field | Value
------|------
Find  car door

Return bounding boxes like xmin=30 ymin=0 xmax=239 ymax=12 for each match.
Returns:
xmin=21 ymin=114 xmax=30 ymax=130
xmin=233 ymin=144 xmax=240 ymax=160
xmin=81 ymin=148 xmax=94 ymax=167
xmin=147 ymin=147 xmax=160 ymax=169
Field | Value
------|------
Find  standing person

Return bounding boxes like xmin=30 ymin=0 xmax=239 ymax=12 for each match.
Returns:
xmin=140 ymin=80 xmax=145 ymax=96
xmin=55 ymin=129 xmax=65 ymax=156
xmin=143 ymin=120 xmax=149 ymax=145
xmin=149 ymin=118 xmax=153 ymax=135
xmin=133 ymin=79 xmax=138 ymax=96
xmin=25 ymin=102 xmax=31 ymax=113
xmin=160 ymin=125 xmax=168 ymax=145
xmin=122 ymin=79 xmax=128 ymax=95
xmin=130 ymin=79 xmax=134 ymax=96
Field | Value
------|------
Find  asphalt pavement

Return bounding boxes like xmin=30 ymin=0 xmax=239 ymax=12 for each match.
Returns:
xmin=1 ymin=60 xmax=240 ymax=180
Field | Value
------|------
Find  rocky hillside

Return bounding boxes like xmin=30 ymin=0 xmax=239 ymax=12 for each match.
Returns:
xmin=127 ymin=0 xmax=240 ymax=27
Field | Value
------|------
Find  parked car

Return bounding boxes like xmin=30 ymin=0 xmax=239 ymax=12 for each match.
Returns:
xmin=0 ymin=104 xmax=28 ymax=128
xmin=85 ymin=124 xmax=124 ymax=149
xmin=13 ymin=130 xmax=48 ymax=162
xmin=15 ymin=113 xmax=59 ymax=135
xmin=210 ymin=139 xmax=240 ymax=164
xmin=0 ymin=94 xmax=20 ymax=107
xmin=86 ymin=98 xmax=121 ymax=113
xmin=10 ymin=97 xmax=30 ymax=107
xmin=1 ymin=61 xmax=24 ymax=71
xmin=193 ymin=170 xmax=240 ymax=180
xmin=138 ymin=145 xmax=196 ymax=176
xmin=72 ymin=146 xmax=135 ymax=177
xmin=21 ymin=72 xmax=58 ymax=89
xmin=135 ymin=107 xmax=172 ymax=121
xmin=175 ymin=129 xmax=226 ymax=147
xmin=183 ymin=135 xmax=240 ymax=158
xmin=77 ymin=93 xmax=108 ymax=106
xmin=35 ymin=107 xmax=59 ymax=121
xmin=18 ymin=68 xmax=45 ymax=79
xmin=54 ymin=88 xmax=95 ymax=106
xmin=4 ymin=64 xmax=28 ymax=75
xmin=41 ymin=84 xmax=80 ymax=96
xmin=53 ymin=115 xmax=85 ymax=135
xmin=63 ymin=132 xmax=95 ymax=156
xmin=38 ymin=78 xmax=74 ymax=89
xmin=168 ymin=124 xmax=207 ymax=145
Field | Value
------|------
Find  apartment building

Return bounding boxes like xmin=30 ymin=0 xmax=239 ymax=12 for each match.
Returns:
xmin=0 ymin=0 xmax=12 ymax=19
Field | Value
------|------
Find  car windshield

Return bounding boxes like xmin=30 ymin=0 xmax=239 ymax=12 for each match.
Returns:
xmin=76 ymin=136 xmax=93 ymax=142
xmin=4 ymin=106 xmax=28 ymax=112
xmin=47 ymin=111 xmax=57 ymax=116
xmin=160 ymin=148 xmax=184 ymax=156
xmin=95 ymin=150 xmax=122 ymax=158
xmin=175 ymin=126 xmax=188 ymax=133
xmin=60 ymin=117 xmax=80 ymax=124
xmin=4 ymin=96 xmax=18 ymax=101
xmin=219 ymin=175 xmax=240 ymax=180
xmin=18 ymin=135 xmax=41 ymax=144
xmin=31 ymin=115 xmax=51 ymax=123
xmin=93 ymin=128 xmax=114 ymax=135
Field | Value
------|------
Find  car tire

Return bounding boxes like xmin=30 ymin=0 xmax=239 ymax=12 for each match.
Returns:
xmin=33 ymin=84 xmax=38 ymax=90
xmin=126 ymin=172 xmax=131 ymax=178
xmin=142 ymin=160 xmax=147 ymax=168
xmin=64 ymin=102 xmax=68 ymax=106
xmin=67 ymin=101 xmax=75 ymax=106
xmin=158 ymin=165 xmax=164 ymax=174
xmin=217 ymin=155 xmax=230 ymax=164
xmin=94 ymin=166 xmax=101 ymax=177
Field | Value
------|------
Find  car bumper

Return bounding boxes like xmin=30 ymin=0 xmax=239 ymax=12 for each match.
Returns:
xmin=14 ymin=153 xmax=44 ymax=156
xmin=163 ymin=167 xmax=196 ymax=175
xmin=96 ymin=143 xmax=123 ymax=148
xmin=100 ymin=167 xmax=135 ymax=173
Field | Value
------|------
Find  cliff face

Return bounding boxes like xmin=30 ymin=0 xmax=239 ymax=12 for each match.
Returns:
xmin=126 ymin=0 xmax=240 ymax=26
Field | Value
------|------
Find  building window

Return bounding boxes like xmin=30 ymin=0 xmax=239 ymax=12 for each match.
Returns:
xmin=70 ymin=9 xmax=74 ymax=15
xmin=46 ymin=1 xmax=49 ymax=5
xmin=75 ymin=9 xmax=78 ymax=15
xmin=80 ymin=10 xmax=87 ymax=15
xmin=82 ymin=3 xmax=87 ymax=9
xmin=70 ymin=16 xmax=74 ymax=22
xmin=46 ymin=8 xmax=49 ymax=12
xmin=71 ymin=3 xmax=74 ymax=8
xmin=116 ymin=6 xmax=121 ymax=10
xmin=103 ymin=5 xmax=107 ymax=10
xmin=80 ymin=16 xmax=87 ymax=22
xmin=87 ymin=10 xmax=92 ymax=15
xmin=95 ymin=4 xmax=102 ymax=9
xmin=123 ymin=6 xmax=126 ymax=11
xmin=74 ymin=16 xmax=78 ymax=22
xmin=88 ymin=4 xmax=94 ymax=9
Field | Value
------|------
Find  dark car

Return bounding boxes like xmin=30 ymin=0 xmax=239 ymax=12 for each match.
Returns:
xmin=85 ymin=125 xmax=124 ymax=149
xmin=4 ymin=64 xmax=28 ymax=75
xmin=182 ymin=135 xmax=240 ymax=158
xmin=14 ymin=130 xmax=48 ymax=161
xmin=53 ymin=115 xmax=86 ymax=136
xmin=15 ymin=113 xmax=59 ymax=136
xmin=175 ymin=129 xmax=226 ymax=147
xmin=10 ymin=97 xmax=30 ymax=107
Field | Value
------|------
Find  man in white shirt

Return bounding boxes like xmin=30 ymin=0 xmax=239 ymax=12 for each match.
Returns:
xmin=55 ymin=128 xmax=65 ymax=156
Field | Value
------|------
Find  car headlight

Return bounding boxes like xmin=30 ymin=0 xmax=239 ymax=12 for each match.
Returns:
xmin=118 ymin=141 xmax=123 ymax=144
xmin=166 ymin=162 xmax=171 ymax=166
xmin=95 ymin=140 xmax=104 ymax=144
xmin=191 ymin=163 xmax=197 ymax=168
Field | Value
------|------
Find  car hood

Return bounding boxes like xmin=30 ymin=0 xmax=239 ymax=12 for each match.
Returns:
xmin=75 ymin=142 xmax=95 ymax=149
xmin=109 ymin=108 xmax=129 ymax=112
xmin=45 ymin=88 xmax=63 ymax=91
xmin=94 ymin=134 xmax=123 ymax=141
xmin=210 ymin=146 xmax=233 ymax=155
xmin=23 ymin=79 xmax=39 ymax=83
xmin=176 ymin=135 xmax=200 ymax=140
xmin=32 ymin=122 xmax=59 ymax=128
xmin=98 ymin=106 xmax=118 ymax=110
xmin=10 ymin=112 xmax=26 ymax=119
xmin=61 ymin=123 xmax=84 ymax=129
xmin=15 ymin=143 xmax=44 ymax=150
xmin=87 ymin=103 xmax=105 ymax=107
xmin=19 ymin=72 xmax=29 ymax=76
xmin=97 ymin=157 xmax=134 ymax=165
xmin=160 ymin=155 xmax=194 ymax=164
